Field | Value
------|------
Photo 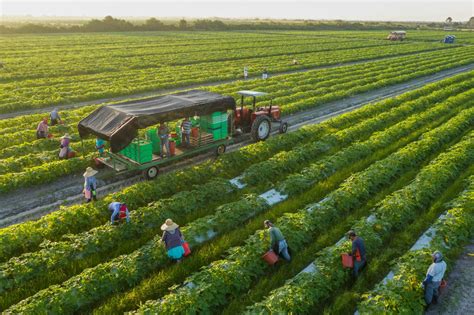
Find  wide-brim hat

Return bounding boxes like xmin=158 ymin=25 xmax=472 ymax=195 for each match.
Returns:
xmin=83 ymin=167 xmax=98 ymax=177
xmin=161 ymin=218 xmax=179 ymax=231
xmin=61 ymin=133 xmax=71 ymax=139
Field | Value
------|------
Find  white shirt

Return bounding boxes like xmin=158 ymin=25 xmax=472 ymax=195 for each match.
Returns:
xmin=426 ymin=261 xmax=447 ymax=282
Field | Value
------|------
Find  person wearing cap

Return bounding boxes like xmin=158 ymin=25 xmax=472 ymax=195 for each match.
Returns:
xmin=50 ymin=108 xmax=61 ymax=126
xmin=83 ymin=167 xmax=98 ymax=203
xmin=422 ymin=251 xmax=447 ymax=306
xmin=59 ymin=133 xmax=71 ymax=159
xmin=95 ymin=137 xmax=106 ymax=156
xmin=161 ymin=219 xmax=185 ymax=262
xmin=348 ymin=230 xmax=366 ymax=277
xmin=108 ymin=202 xmax=130 ymax=225
xmin=36 ymin=118 xmax=49 ymax=139
xmin=264 ymin=220 xmax=291 ymax=261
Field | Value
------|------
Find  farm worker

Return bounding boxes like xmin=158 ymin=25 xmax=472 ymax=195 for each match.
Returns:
xmin=181 ymin=117 xmax=192 ymax=146
xmin=83 ymin=167 xmax=98 ymax=203
xmin=96 ymin=137 xmax=106 ymax=156
xmin=262 ymin=68 xmax=269 ymax=79
xmin=161 ymin=219 xmax=185 ymax=262
xmin=157 ymin=122 xmax=170 ymax=157
xmin=36 ymin=118 xmax=49 ymax=139
xmin=108 ymin=202 xmax=130 ymax=225
xmin=264 ymin=220 xmax=291 ymax=261
xmin=243 ymin=66 xmax=248 ymax=80
xmin=292 ymin=58 xmax=298 ymax=65
xmin=421 ymin=251 xmax=447 ymax=306
xmin=50 ymin=108 xmax=61 ymax=126
xmin=348 ymin=230 xmax=366 ymax=277
xmin=59 ymin=133 xmax=71 ymax=159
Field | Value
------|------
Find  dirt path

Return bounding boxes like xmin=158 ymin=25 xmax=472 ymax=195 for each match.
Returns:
xmin=425 ymin=241 xmax=474 ymax=315
xmin=0 ymin=63 xmax=473 ymax=227
xmin=0 ymin=48 xmax=454 ymax=120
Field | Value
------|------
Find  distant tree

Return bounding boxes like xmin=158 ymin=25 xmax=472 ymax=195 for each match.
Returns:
xmin=143 ymin=18 xmax=165 ymax=31
xmin=468 ymin=17 xmax=474 ymax=28
xmin=445 ymin=17 xmax=453 ymax=23
xmin=179 ymin=19 xmax=188 ymax=30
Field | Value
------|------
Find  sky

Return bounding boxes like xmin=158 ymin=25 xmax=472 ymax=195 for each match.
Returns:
xmin=1 ymin=0 xmax=472 ymax=22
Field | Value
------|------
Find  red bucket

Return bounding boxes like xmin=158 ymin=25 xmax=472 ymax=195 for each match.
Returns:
xmin=191 ymin=127 xmax=199 ymax=138
xmin=169 ymin=141 xmax=176 ymax=156
xmin=262 ymin=250 xmax=279 ymax=265
xmin=439 ymin=279 xmax=447 ymax=293
xmin=182 ymin=242 xmax=191 ymax=256
xmin=341 ymin=253 xmax=353 ymax=268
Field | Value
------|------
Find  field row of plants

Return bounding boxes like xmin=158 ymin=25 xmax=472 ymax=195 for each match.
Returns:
xmin=2 ymin=74 xmax=470 ymax=314
xmin=131 ymin=107 xmax=474 ymax=314
xmin=0 ymin=47 xmax=472 ymax=193
xmin=1 ymin=37 xmax=457 ymax=112
xmin=3 ymin=72 xmax=467 ymax=306
xmin=358 ymin=175 xmax=474 ymax=313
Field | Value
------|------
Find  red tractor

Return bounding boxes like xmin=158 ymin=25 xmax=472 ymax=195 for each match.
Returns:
xmin=233 ymin=90 xmax=288 ymax=141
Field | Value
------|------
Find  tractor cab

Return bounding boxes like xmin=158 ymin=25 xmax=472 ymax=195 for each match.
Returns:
xmin=234 ymin=90 xmax=288 ymax=141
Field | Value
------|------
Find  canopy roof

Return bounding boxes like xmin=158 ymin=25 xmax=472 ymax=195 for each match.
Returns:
xmin=78 ymin=90 xmax=236 ymax=152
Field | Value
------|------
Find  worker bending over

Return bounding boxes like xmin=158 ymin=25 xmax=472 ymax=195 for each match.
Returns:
xmin=264 ymin=220 xmax=291 ymax=261
xmin=108 ymin=202 xmax=130 ymax=225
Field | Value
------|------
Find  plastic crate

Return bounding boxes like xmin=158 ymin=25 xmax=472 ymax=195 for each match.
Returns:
xmin=208 ymin=127 xmax=228 ymax=140
xmin=201 ymin=112 xmax=228 ymax=124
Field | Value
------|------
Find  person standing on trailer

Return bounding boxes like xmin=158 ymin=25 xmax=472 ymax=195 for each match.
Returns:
xmin=161 ymin=219 xmax=185 ymax=263
xmin=243 ymin=66 xmax=248 ymax=80
xmin=181 ymin=117 xmax=192 ymax=146
xmin=422 ymin=251 xmax=447 ymax=307
xmin=50 ymin=108 xmax=61 ymax=126
xmin=158 ymin=122 xmax=170 ymax=157
xmin=83 ymin=167 xmax=98 ymax=202
xmin=36 ymin=118 xmax=49 ymax=139
xmin=264 ymin=220 xmax=291 ymax=261
xmin=108 ymin=202 xmax=130 ymax=225
xmin=59 ymin=133 xmax=71 ymax=159
xmin=262 ymin=68 xmax=269 ymax=79
xmin=348 ymin=230 xmax=366 ymax=277
xmin=96 ymin=137 xmax=106 ymax=156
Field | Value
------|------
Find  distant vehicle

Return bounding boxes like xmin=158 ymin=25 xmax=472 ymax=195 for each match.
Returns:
xmin=443 ymin=35 xmax=456 ymax=44
xmin=387 ymin=31 xmax=406 ymax=41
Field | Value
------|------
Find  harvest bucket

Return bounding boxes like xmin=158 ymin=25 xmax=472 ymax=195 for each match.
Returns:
xmin=262 ymin=250 xmax=279 ymax=265
xmin=439 ymin=279 xmax=447 ymax=293
xmin=191 ymin=127 xmax=199 ymax=138
xmin=341 ymin=253 xmax=353 ymax=268
xmin=169 ymin=141 xmax=176 ymax=156
xmin=182 ymin=242 xmax=191 ymax=256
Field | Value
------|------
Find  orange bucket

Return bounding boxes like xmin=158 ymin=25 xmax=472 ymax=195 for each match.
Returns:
xmin=169 ymin=141 xmax=176 ymax=156
xmin=341 ymin=253 xmax=353 ymax=268
xmin=191 ymin=127 xmax=199 ymax=138
xmin=439 ymin=279 xmax=447 ymax=293
xmin=262 ymin=250 xmax=279 ymax=265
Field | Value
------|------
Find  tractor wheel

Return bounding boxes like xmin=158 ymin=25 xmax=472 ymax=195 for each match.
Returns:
xmin=279 ymin=122 xmax=288 ymax=134
xmin=251 ymin=115 xmax=271 ymax=141
xmin=216 ymin=144 xmax=226 ymax=156
xmin=144 ymin=166 xmax=159 ymax=180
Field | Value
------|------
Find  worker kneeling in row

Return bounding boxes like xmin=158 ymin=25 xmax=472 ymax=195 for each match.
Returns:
xmin=108 ymin=202 xmax=130 ymax=225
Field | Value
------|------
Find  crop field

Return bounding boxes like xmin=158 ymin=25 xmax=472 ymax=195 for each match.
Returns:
xmin=0 ymin=30 xmax=473 ymax=314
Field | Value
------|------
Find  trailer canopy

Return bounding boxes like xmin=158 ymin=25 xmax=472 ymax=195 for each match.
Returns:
xmin=78 ymin=90 xmax=236 ymax=152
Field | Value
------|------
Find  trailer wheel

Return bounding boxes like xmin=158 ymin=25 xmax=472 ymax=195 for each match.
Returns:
xmin=216 ymin=144 xmax=226 ymax=156
xmin=251 ymin=115 xmax=271 ymax=141
xmin=279 ymin=122 xmax=288 ymax=134
xmin=144 ymin=166 xmax=159 ymax=180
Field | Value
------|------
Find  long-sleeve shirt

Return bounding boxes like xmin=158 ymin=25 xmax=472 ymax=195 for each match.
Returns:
xmin=60 ymin=138 xmax=70 ymax=147
xmin=108 ymin=202 xmax=130 ymax=224
xmin=425 ymin=261 xmax=447 ymax=283
xmin=50 ymin=110 xmax=60 ymax=120
xmin=37 ymin=121 xmax=48 ymax=133
xmin=161 ymin=228 xmax=183 ymax=250
xmin=84 ymin=176 xmax=97 ymax=191
xmin=269 ymin=226 xmax=285 ymax=247
xmin=181 ymin=120 xmax=192 ymax=134
xmin=158 ymin=126 xmax=169 ymax=139
xmin=351 ymin=237 xmax=366 ymax=261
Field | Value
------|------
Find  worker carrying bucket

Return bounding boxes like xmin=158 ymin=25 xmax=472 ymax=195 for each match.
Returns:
xmin=108 ymin=202 xmax=130 ymax=225
xmin=341 ymin=230 xmax=366 ymax=277
xmin=421 ymin=251 xmax=447 ymax=307
xmin=262 ymin=220 xmax=291 ymax=265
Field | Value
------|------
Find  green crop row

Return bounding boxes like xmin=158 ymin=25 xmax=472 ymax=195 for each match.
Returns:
xmin=358 ymin=176 xmax=474 ymax=314
xmin=131 ymin=101 xmax=474 ymax=314
xmin=246 ymin=128 xmax=473 ymax=314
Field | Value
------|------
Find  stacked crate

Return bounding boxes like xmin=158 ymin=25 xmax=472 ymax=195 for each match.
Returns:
xmin=119 ymin=139 xmax=153 ymax=163
xmin=200 ymin=112 xmax=228 ymax=140
xmin=145 ymin=129 xmax=161 ymax=154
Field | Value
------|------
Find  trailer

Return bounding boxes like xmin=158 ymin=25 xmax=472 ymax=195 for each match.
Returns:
xmin=78 ymin=90 xmax=236 ymax=179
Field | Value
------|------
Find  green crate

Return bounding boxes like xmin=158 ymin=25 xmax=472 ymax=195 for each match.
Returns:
xmin=208 ymin=126 xmax=228 ymax=140
xmin=201 ymin=112 xmax=228 ymax=124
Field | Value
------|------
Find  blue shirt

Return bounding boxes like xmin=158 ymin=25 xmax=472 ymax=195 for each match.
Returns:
xmin=108 ymin=202 xmax=130 ymax=224
xmin=96 ymin=138 xmax=105 ymax=153
xmin=84 ymin=176 xmax=97 ymax=191
xmin=351 ymin=237 xmax=366 ymax=261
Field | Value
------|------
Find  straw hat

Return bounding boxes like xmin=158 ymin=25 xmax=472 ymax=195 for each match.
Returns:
xmin=161 ymin=218 xmax=179 ymax=231
xmin=61 ymin=133 xmax=71 ymax=139
xmin=83 ymin=167 xmax=98 ymax=177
